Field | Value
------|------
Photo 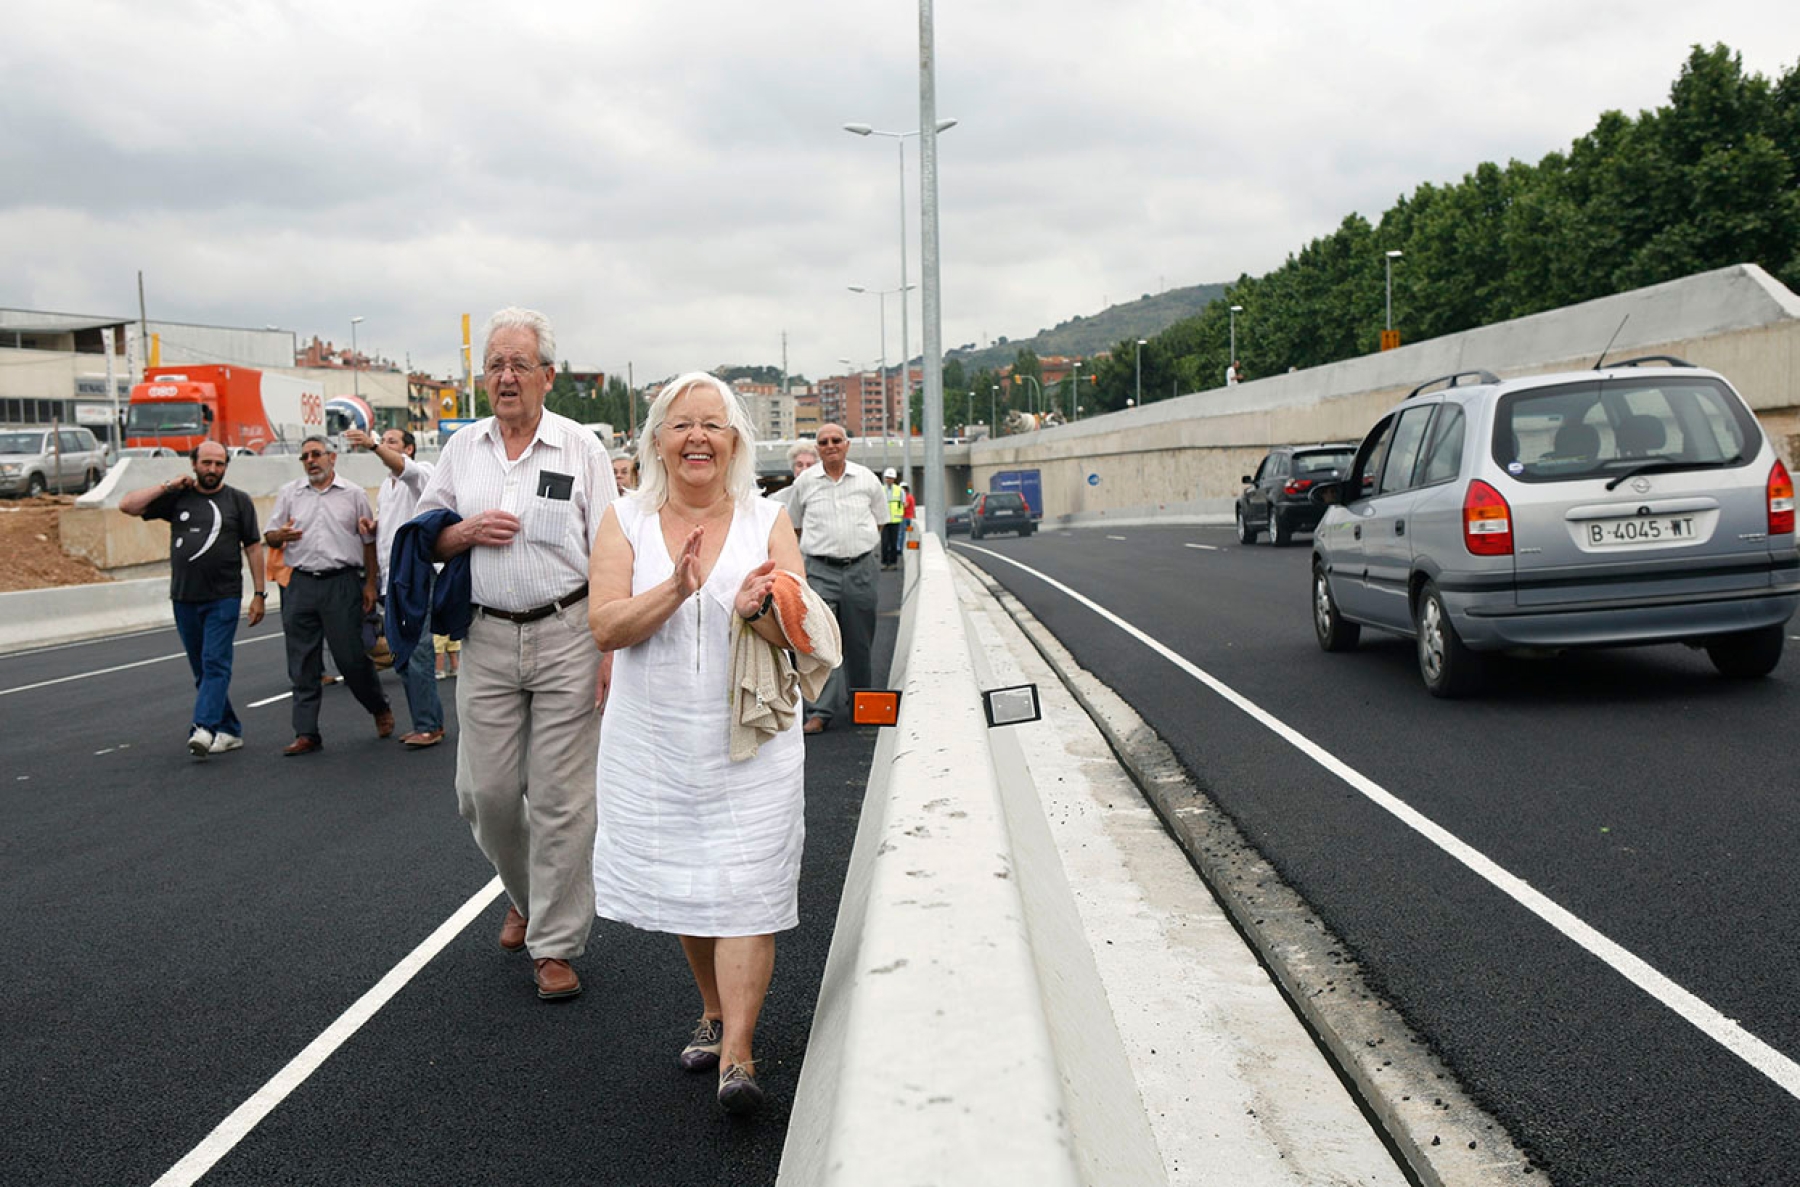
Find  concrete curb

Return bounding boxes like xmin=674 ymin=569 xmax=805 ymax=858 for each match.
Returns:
xmin=779 ymin=535 xmax=1082 ymax=1185
xmin=956 ymin=556 xmax=1546 ymax=1187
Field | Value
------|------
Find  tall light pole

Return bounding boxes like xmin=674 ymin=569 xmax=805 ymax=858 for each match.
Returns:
xmin=1070 ymin=359 xmax=1081 ymax=421
xmin=1228 ymin=304 xmax=1242 ymax=366
xmin=917 ymin=1 xmax=948 ymax=537
xmin=844 ymin=118 xmax=957 ymax=500
xmin=1385 ymin=249 xmax=1404 ymax=332
xmin=1134 ymin=338 xmax=1147 ymax=407
xmin=350 ymin=316 xmax=365 ymax=400
xmin=990 ymin=384 xmax=998 ymax=433
xmin=1014 ymin=373 xmax=1042 ymax=421
xmin=966 ymin=390 xmax=973 ymax=433
xmin=849 ymin=283 xmax=914 ymax=473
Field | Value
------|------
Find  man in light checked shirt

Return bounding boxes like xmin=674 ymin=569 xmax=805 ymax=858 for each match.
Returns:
xmin=415 ymin=307 xmax=618 ymax=1002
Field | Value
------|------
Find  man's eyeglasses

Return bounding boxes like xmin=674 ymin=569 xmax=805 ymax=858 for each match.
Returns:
xmin=485 ymin=359 xmax=547 ymax=378
xmin=299 ymin=450 xmax=328 ymax=460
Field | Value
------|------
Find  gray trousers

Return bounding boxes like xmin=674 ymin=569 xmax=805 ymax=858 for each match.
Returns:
xmin=281 ymin=570 xmax=389 ymax=740
xmin=803 ymin=551 xmax=878 ymax=724
xmin=455 ymin=603 xmax=601 ymax=960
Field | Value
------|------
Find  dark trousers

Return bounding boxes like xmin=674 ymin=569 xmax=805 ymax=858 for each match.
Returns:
xmin=173 ymin=596 xmax=242 ymax=737
xmin=802 ymin=551 xmax=877 ymax=724
xmin=880 ymin=521 xmax=902 ymax=566
xmin=282 ymin=570 xmax=389 ymax=740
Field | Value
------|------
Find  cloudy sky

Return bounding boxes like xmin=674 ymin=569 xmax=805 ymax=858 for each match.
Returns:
xmin=1 ymin=1 xmax=1793 ymax=385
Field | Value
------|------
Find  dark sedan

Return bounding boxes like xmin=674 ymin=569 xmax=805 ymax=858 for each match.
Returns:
xmin=1235 ymin=443 xmax=1356 ymax=546
xmin=945 ymin=504 xmax=972 ymax=535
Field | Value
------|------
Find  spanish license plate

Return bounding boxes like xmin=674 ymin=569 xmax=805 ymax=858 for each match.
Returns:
xmin=1586 ymin=516 xmax=1695 ymax=546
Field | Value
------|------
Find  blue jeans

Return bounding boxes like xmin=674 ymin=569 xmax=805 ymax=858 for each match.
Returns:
xmin=173 ymin=597 xmax=243 ymax=737
xmin=397 ymin=601 xmax=443 ymax=734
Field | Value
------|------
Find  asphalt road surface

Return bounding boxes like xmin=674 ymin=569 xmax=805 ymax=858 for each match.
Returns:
xmin=954 ymin=522 xmax=1800 ymax=1187
xmin=1 ymin=573 xmax=899 ymax=1187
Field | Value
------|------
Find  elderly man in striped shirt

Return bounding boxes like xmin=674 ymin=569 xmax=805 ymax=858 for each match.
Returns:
xmin=786 ymin=423 xmax=886 ymax=735
xmin=416 ymin=307 xmax=619 ymax=1002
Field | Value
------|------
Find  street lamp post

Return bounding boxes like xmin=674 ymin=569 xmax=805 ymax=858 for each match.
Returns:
xmin=1228 ymin=305 xmax=1242 ymax=369
xmin=1385 ymin=249 xmax=1404 ymax=332
xmin=849 ymin=283 xmax=915 ymax=473
xmin=990 ymin=384 xmax=998 ymax=433
xmin=1071 ymin=360 xmax=1081 ymax=421
xmin=350 ymin=316 xmax=365 ymax=401
xmin=1134 ymin=338 xmax=1147 ymax=407
xmin=844 ymin=118 xmax=957 ymax=496
xmin=1014 ymin=373 xmax=1042 ymax=422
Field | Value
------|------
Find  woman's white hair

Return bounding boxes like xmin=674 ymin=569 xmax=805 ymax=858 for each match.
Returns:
xmin=482 ymin=307 xmax=556 ymax=365
xmin=635 ymin=372 xmax=760 ymax=507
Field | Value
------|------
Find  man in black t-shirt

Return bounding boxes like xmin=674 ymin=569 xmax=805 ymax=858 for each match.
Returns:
xmin=121 ymin=441 xmax=267 ymax=757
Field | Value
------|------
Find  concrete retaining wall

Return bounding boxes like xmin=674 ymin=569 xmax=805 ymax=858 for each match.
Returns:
xmin=969 ymin=264 xmax=1800 ymax=524
xmin=0 ymin=576 xmax=281 ymax=655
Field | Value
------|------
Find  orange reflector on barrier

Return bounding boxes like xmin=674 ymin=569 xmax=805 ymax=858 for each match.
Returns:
xmin=852 ymin=690 xmax=901 ymax=726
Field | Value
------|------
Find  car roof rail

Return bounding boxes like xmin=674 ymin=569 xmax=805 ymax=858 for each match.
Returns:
xmin=1405 ymin=370 xmax=1500 ymax=400
xmin=1603 ymin=354 xmax=1693 ymax=370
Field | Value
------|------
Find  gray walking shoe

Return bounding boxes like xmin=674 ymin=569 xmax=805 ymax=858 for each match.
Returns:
xmin=680 ymin=1017 xmax=723 ymax=1072
xmin=717 ymin=1062 xmax=764 ymax=1115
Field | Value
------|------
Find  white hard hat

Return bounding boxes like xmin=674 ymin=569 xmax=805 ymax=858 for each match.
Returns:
xmin=883 ymin=468 xmax=897 ymax=478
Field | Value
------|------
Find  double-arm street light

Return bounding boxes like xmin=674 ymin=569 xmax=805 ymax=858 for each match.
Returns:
xmin=843 ymin=118 xmax=958 ymax=487
xmin=848 ymin=282 xmax=915 ymax=473
xmin=349 ymin=316 xmax=365 ymax=400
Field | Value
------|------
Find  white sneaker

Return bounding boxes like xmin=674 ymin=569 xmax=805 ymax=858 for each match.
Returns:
xmin=188 ymin=727 xmax=214 ymax=757
xmin=208 ymin=733 xmax=243 ymax=754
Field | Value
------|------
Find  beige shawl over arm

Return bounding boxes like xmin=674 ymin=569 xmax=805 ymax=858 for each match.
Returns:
xmin=728 ymin=568 xmax=843 ymax=761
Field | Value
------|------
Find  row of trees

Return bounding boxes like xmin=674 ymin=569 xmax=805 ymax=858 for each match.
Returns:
xmin=1071 ymin=44 xmax=1800 ymax=416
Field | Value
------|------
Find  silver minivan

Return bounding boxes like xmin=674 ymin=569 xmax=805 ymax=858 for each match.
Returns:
xmin=0 ymin=426 xmax=110 ymax=497
xmin=1310 ymin=359 xmax=1800 ymax=696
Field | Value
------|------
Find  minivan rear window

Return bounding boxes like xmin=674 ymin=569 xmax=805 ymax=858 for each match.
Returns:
xmin=1492 ymin=377 xmax=1759 ymax=483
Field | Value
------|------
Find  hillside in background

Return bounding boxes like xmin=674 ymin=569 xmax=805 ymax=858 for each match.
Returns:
xmin=946 ymin=281 xmax=1230 ymax=370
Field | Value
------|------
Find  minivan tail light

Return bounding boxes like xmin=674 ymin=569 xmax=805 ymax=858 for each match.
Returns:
xmin=1463 ymin=480 xmax=1513 ymax=556
xmin=1770 ymin=459 xmax=1794 ymax=536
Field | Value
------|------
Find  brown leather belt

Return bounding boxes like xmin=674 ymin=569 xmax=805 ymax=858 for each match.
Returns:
xmin=475 ymin=583 xmax=589 ymax=624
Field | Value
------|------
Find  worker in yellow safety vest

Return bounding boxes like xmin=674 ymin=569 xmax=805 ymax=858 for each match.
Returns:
xmin=880 ymin=467 xmax=904 ymax=570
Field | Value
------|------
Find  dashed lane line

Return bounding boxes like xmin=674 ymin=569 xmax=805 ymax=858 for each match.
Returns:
xmin=964 ymin=543 xmax=1800 ymax=1104
xmin=0 ymin=634 xmax=282 ymax=698
xmin=247 ymin=692 xmax=293 ymax=708
xmin=1184 ymin=543 xmax=1220 ymax=551
xmin=152 ymin=877 xmax=505 ymax=1187
xmin=1105 ymin=534 xmax=1129 ymax=540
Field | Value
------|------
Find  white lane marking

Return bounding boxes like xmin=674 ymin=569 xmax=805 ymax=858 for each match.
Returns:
xmin=94 ymin=747 xmax=116 ymax=756
xmin=1184 ymin=543 xmax=1220 ymax=551
xmin=0 ymin=634 xmax=281 ymax=698
xmin=247 ymin=692 xmax=293 ymax=708
xmin=1105 ymin=534 xmax=1129 ymax=540
xmin=152 ymin=877 xmax=505 ymax=1187
xmin=967 ymin=544 xmax=1800 ymax=1102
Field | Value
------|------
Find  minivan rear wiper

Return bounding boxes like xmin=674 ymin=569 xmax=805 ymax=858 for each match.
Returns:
xmin=1603 ymin=455 xmax=1742 ymax=491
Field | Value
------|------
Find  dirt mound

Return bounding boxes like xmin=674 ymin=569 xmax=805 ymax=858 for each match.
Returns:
xmin=0 ymin=497 xmax=112 ymax=592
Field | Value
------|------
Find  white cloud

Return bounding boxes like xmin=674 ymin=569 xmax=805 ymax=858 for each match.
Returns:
xmin=1 ymin=0 xmax=1793 ymax=383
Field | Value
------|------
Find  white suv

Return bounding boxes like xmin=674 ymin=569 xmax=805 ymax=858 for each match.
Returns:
xmin=0 ymin=426 xmax=110 ymax=497
xmin=1310 ymin=359 xmax=1799 ymax=696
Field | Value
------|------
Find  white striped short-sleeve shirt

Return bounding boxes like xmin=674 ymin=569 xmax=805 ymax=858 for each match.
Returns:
xmin=415 ymin=409 xmax=618 ymax=612
xmin=789 ymin=459 xmax=885 ymax=561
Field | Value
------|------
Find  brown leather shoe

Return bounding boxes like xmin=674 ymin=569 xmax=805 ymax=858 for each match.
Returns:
xmin=282 ymin=736 xmax=322 ymax=757
xmin=533 ymin=957 xmax=581 ymax=1000
xmin=802 ymin=716 xmax=827 ymax=735
xmin=400 ymin=729 xmax=444 ymax=748
xmin=498 ymin=905 xmax=528 ymax=952
xmin=374 ymin=708 xmax=395 ymax=738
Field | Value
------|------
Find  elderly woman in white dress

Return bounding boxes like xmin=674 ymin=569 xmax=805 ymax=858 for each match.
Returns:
xmin=588 ymin=372 xmax=814 ymax=1115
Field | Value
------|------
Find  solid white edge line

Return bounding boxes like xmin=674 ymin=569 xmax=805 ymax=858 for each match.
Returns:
xmin=152 ymin=877 xmax=505 ymax=1187
xmin=0 ymin=633 xmax=282 ymax=698
xmin=967 ymin=544 xmax=1800 ymax=1102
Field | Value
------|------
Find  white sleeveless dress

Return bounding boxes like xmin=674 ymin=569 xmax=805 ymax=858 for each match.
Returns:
xmin=592 ymin=495 xmax=805 ymax=936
